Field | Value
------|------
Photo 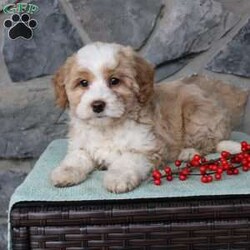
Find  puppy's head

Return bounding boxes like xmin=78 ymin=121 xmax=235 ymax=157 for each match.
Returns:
xmin=53 ymin=42 xmax=154 ymax=123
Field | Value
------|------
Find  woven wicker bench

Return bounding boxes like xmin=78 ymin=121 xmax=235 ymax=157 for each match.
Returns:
xmin=9 ymin=135 xmax=250 ymax=249
xmin=10 ymin=196 xmax=250 ymax=250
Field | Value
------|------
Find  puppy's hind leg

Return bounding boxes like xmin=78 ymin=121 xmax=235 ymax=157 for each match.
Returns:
xmin=182 ymin=87 xmax=232 ymax=157
xmin=216 ymin=140 xmax=241 ymax=154
xmin=178 ymin=148 xmax=200 ymax=161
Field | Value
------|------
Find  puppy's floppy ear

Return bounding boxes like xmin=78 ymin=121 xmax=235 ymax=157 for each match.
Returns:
xmin=134 ymin=54 xmax=155 ymax=103
xmin=52 ymin=55 xmax=75 ymax=109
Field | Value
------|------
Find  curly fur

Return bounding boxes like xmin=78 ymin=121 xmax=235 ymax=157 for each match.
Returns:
xmin=51 ymin=42 xmax=248 ymax=193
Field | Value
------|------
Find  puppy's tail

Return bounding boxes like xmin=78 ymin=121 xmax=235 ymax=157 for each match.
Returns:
xmin=182 ymin=75 xmax=249 ymax=129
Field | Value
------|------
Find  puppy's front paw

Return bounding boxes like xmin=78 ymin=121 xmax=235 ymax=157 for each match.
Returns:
xmin=103 ymin=170 xmax=141 ymax=193
xmin=51 ymin=165 xmax=87 ymax=187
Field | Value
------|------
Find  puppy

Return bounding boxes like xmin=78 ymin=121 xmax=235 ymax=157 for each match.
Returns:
xmin=51 ymin=42 xmax=247 ymax=193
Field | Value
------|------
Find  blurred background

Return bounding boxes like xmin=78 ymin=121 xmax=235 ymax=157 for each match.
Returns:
xmin=0 ymin=0 xmax=250 ymax=247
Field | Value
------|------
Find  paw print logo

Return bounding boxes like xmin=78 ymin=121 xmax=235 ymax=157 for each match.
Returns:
xmin=4 ymin=13 xmax=37 ymax=40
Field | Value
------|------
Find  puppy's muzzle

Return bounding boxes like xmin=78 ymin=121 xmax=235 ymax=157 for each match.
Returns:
xmin=91 ymin=100 xmax=106 ymax=113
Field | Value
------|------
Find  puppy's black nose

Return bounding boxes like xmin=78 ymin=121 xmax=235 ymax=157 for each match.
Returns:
xmin=91 ymin=100 xmax=106 ymax=113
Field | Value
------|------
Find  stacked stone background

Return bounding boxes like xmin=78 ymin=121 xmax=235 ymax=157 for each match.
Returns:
xmin=0 ymin=0 xmax=250 ymax=247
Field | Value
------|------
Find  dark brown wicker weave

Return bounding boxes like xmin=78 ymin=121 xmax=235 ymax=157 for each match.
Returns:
xmin=10 ymin=195 xmax=250 ymax=250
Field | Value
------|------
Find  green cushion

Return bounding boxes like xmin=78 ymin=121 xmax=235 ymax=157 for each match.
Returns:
xmin=9 ymin=131 xmax=250 ymax=208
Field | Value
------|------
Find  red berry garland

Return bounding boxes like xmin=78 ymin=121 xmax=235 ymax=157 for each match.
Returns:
xmin=175 ymin=160 xmax=182 ymax=167
xmin=152 ymin=141 xmax=250 ymax=185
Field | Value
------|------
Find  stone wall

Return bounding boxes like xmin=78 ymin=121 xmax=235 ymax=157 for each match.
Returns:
xmin=0 ymin=0 xmax=250 ymax=247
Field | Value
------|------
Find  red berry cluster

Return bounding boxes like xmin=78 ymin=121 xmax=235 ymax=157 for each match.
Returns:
xmin=152 ymin=141 xmax=250 ymax=186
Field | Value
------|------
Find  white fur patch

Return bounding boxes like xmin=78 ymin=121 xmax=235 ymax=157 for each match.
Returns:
xmin=216 ymin=140 xmax=241 ymax=154
xmin=63 ymin=117 xmax=157 ymax=193
xmin=69 ymin=117 xmax=156 ymax=166
xmin=51 ymin=149 xmax=94 ymax=187
xmin=76 ymin=42 xmax=121 ymax=75
xmin=103 ymin=153 xmax=152 ymax=193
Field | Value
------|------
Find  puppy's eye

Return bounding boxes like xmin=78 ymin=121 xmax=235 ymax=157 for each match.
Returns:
xmin=109 ymin=77 xmax=120 ymax=86
xmin=79 ymin=80 xmax=89 ymax=88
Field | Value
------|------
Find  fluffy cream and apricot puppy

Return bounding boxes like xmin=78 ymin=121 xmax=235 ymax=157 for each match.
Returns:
xmin=51 ymin=42 xmax=247 ymax=193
